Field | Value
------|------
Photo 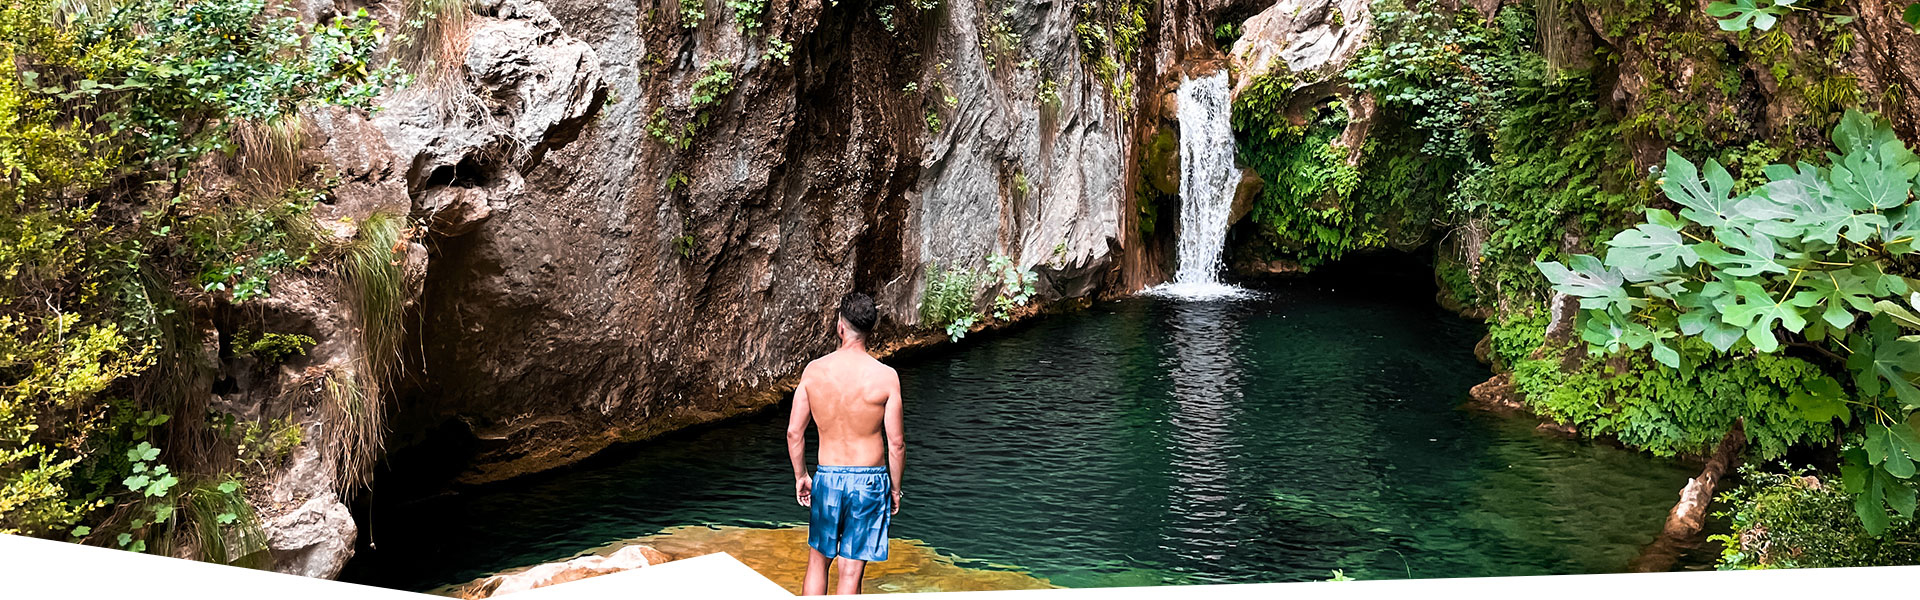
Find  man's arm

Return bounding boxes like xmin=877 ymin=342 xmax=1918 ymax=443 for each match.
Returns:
xmin=787 ymin=373 xmax=813 ymax=507
xmin=884 ymin=371 xmax=905 ymax=515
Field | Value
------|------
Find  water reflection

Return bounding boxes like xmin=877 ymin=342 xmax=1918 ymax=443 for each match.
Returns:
xmin=1163 ymin=299 xmax=1244 ymax=562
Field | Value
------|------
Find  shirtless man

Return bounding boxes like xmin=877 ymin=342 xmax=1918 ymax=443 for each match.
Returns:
xmin=787 ymin=292 xmax=904 ymax=596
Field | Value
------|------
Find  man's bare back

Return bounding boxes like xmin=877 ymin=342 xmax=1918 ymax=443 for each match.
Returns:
xmin=799 ymin=349 xmax=899 ymax=467
xmin=787 ymin=293 xmax=903 ymax=595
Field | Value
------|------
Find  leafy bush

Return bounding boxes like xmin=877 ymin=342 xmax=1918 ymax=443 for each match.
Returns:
xmin=1713 ymin=465 xmax=1920 ymax=568
xmin=920 ymin=264 xmax=980 ymax=342
xmin=727 ymin=0 xmax=766 ymax=33
xmin=680 ymin=0 xmax=705 ymax=28
xmin=986 ymin=254 xmax=1036 ymax=320
xmin=1535 ymin=110 xmax=1920 ymax=531
xmin=0 ymin=0 xmax=395 ymax=540
xmin=1512 ymin=347 xmax=1837 ymax=459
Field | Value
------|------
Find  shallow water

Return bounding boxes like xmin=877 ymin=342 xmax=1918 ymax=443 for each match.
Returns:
xmin=342 ymin=259 xmax=1706 ymax=591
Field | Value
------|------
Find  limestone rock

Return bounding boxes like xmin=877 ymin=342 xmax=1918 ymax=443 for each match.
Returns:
xmin=1227 ymin=0 xmax=1373 ymax=95
xmin=262 ymin=496 xmax=357 ymax=578
xmin=371 ymin=0 xmax=604 ymax=204
xmin=1225 ymin=0 xmax=1376 ymax=164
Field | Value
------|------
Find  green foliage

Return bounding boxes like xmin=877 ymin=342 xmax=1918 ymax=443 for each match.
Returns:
xmin=1706 ymin=0 xmax=1796 ymax=31
xmin=647 ymin=60 xmax=736 ymax=150
xmin=680 ymin=0 xmax=706 ymax=28
xmin=231 ymin=331 xmax=316 ymax=365
xmin=1451 ymin=72 xmax=1644 ymax=295
xmin=1511 ymin=347 xmax=1837 ymax=459
xmin=1345 ymin=0 xmax=1531 ymax=162
xmin=986 ymin=254 xmax=1037 ymax=320
xmin=1906 ymin=3 xmax=1920 ymax=31
xmin=1035 ymin=76 xmax=1060 ymax=110
xmin=1706 ymin=0 xmax=1853 ymax=32
xmin=690 ymin=61 xmax=736 ymax=109
xmin=1486 ymin=311 xmax=1548 ymax=368
xmin=1713 ymin=465 xmax=1920 ymax=568
xmin=1436 ymin=259 xmax=1481 ymax=308
xmin=726 ymin=0 xmax=766 ymax=33
xmin=920 ymin=263 xmax=980 ymax=342
xmin=1535 ymin=110 xmax=1920 ymax=531
xmin=1073 ymin=0 xmax=1148 ymax=107
xmin=175 ymin=187 xmax=325 ymax=302
xmin=225 ymin=416 xmax=302 ymax=473
xmin=1235 ymin=101 xmax=1367 ymax=267
xmin=1213 ymin=22 xmax=1241 ymax=47
xmin=765 ymin=38 xmax=794 ymax=66
xmin=0 ymin=0 xmax=393 ymax=539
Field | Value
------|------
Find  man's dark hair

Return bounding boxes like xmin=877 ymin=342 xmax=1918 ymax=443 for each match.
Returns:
xmin=838 ymin=292 xmax=878 ymax=337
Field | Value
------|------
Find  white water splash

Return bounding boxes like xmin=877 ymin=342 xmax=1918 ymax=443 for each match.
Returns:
xmin=1146 ymin=71 xmax=1253 ymax=301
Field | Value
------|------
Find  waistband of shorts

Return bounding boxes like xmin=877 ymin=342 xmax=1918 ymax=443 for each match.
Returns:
xmin=815 ymin=465 xmax=887 ymax=474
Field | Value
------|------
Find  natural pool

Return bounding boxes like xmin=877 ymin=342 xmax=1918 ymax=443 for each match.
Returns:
xmin=341 ymin=259 xmax=1709 ymax=591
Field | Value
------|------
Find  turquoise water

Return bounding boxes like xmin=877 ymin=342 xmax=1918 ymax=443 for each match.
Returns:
xmin=341 ymin=260 xmax=1706 ymax=590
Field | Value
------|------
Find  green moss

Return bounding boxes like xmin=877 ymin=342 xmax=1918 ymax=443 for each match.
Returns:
xmin=1143 ymin=129 xmax=1179 ymax=196
xmin=231 ymin=331 xmax=316 ymax=364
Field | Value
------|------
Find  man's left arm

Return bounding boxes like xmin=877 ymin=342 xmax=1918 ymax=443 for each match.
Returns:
xmin=884 ymin=372 xmax=905 ymax=515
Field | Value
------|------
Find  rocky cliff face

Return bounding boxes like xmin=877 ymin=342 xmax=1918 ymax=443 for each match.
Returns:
xmin=229 ymin=0 xmax=1255 ymax=577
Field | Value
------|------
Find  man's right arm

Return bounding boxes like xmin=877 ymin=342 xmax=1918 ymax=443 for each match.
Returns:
xmin=786 ymin=371 xmax=813 ymax=507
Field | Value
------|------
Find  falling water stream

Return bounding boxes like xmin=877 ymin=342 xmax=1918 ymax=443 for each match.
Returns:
xmin=1151 ymin=71 xmax=1249 ymax=300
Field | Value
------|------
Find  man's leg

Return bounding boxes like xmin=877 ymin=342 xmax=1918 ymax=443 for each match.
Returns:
xmin=803 ymin=547 xmax=831 ymax=596
xmin=831 ymin=557 xmax=866 ymax=595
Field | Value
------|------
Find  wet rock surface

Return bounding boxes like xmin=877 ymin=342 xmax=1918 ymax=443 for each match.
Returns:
xmin=438 ymin=526 xmax=1055 ymax=596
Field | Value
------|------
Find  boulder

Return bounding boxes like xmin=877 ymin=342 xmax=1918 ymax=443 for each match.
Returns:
xmin=1227 ymin=0 xmax=1374 ymax=97
xmin=262 ymin=496 xmax=357 ymax=578
xmin=459 ymin=545 xmax=675 ymax=598
xmin=1228 ymin=168 xmax=1261 ymax=225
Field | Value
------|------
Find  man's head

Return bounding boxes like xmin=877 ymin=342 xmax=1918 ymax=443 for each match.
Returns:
xmin=836 ymin=292 xmax=878 ymax=343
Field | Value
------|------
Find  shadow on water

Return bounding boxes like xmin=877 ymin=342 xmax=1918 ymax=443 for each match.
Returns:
xmin=341 ymin=252 xmax=1704 ymax=591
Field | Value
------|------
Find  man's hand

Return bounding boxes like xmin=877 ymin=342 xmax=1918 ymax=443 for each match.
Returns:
xmin=891 ymin=488 xmax=902 ymax=515
xmin=796 ymin=475 xmax=813 ymax=507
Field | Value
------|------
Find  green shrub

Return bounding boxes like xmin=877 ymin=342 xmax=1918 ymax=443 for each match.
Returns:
xmin=680 ymin=0 xmax=705 ymax=28
xmin=1713 ymin=465 xmax=1920 ymax=568
xmin=920 ymin=263 xmax=980 ymax=341
xmin=726 ymin=0 xmax=766 ymax=33
xmin=1511 ymin=347 xmax=1837 ymax=460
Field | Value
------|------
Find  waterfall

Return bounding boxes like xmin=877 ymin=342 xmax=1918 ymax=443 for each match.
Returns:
xmin=1150 ymin=71 xmax=1251 ymax=300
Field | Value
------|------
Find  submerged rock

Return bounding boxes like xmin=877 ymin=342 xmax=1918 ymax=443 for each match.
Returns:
xmin=441 ymin=525 xmax=1055 ymax=596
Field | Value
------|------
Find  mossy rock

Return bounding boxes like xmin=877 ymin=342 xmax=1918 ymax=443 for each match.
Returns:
xmin=1143 ymin=128 xmax=1180 ymax=196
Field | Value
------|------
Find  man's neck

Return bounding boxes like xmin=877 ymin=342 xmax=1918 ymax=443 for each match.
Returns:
xmin=837 ymin=337 xmax=867 ymax=354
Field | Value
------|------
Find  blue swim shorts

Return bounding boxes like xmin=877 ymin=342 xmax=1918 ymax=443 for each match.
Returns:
xmin=808 ymin=465 xmax=891 ymax=562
